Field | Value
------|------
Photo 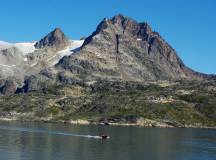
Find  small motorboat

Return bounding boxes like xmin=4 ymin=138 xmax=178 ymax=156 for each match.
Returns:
xmin=100 ymin=135 xmax=110 ymax=139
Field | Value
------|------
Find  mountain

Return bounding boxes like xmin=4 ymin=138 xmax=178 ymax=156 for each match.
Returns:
xmin=56 ymin=14 xmax=209 ymax=82
xmin=0 ymin=14 xmax=215 ymax=128
xmin=9 ymin=14 xmax=215 ymax=93
xmin=0 ymin=28 xmax=83 ymax=94
xmin=35 ymin=28 xmax=71 ymax=51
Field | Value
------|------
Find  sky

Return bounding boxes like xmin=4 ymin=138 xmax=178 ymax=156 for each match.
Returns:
xmin=0 ymin=0 xmax=215 ymax=74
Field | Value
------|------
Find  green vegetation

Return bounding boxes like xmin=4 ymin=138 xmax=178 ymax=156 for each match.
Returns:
xmin=0 ymin=80 xmax=216 ymax=127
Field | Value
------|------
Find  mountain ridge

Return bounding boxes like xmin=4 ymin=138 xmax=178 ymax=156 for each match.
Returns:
xmin=0 ymin=15 xmax=215 ymax=96
xmin=56 ymin=14 xmax=212 ymax=83
xmin=0 ymin=14 xmax=215 ymax=128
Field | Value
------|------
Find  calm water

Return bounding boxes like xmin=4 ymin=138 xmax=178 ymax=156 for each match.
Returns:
xmin=0 ymin=121 xmax=215 ymax=160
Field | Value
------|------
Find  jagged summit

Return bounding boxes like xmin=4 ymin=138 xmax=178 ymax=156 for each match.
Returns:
xmin=60 ymin=14 xmax=210 ymax=81
xmin=82 ymin=15 xmax=154 ymax=50
xmin=111 ymin=14 xmax=152 ymax=34
xmin=34 ymin=28 xmax=70 ymax=51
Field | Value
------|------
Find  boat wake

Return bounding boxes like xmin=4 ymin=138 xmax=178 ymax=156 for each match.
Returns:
xmin=0 ymin=125 xmax=102 ymax=139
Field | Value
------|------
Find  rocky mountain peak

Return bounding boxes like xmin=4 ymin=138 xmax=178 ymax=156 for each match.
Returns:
xmin=111 ymin=14 xmax=153 ymax=37
xmin=83 ymin=14 xmax=154 ymax=47
xmin=71 ymin=14 xmax=210 ymax=81
xmin=111 ymin=14 xmax=128 ymax=25
xmin=34 ymin=28 xmax=70 ymax=51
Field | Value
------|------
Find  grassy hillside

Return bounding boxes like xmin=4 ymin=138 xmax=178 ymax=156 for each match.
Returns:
xmin=0 ymin=80 xmax=215 ymax=127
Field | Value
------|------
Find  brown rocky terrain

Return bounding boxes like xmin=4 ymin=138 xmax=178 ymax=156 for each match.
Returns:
xmin=56 ymin=14 xmax=211 ymax=82
xmin=0 ymin=14 xmax=215 ymax=128
xmin=35 ymin=28 xmax=70 ymax=51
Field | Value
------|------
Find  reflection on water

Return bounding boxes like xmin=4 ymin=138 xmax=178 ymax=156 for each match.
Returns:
xmin=0 ymin=121 xmax=215 ymax=160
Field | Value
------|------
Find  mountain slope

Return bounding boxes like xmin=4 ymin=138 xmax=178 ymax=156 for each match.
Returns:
xmin=1 ymin=80 xmax=216 ymax=127
xmin=0 ymin=29 xmax=83 ymax=95
xmin=56 ymin=14 xmax=209 ymax=81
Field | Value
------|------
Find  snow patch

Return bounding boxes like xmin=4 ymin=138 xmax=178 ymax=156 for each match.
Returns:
xmin=0 ymin=64 xmax=16 ymax=68
xmin=14 ymin=42 xmax=36 ymax=55
xmin=0 ymin=39 xmax=84 ymax=67
xmin=0 ymin=40 xmax=36 ymax=54
xmin=95 ymin=52 xmax=101 ymax=57
xmin=52 ymin=40 xmax=84 ymax=65
xmin=0 ymin=41 xmax=12 ymax=50
xmin=30 ymin=62 xmax=38 ymax=67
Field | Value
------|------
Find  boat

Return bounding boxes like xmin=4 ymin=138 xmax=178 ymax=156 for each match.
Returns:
xmin=100 ymin=135 xmax=110 ymax=139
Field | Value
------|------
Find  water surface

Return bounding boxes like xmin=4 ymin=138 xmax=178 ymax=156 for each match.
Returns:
xmin=0 ymin=121 xmax=215 ymax=160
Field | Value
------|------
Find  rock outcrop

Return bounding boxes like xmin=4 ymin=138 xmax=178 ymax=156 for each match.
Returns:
xmin=35 ymin=28 xmax=70 ymax=51
xmin=1 ymin=79 xmax=18 ymax=95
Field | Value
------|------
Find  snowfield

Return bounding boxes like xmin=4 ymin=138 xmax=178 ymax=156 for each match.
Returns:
xmin=52 ymin=40 xmax=84 ymax=65
xmin=0 ymin=41 xmax=12 ymax=50
xmin=0 ymin=39 xmax=84 ymax=67
xmin=0 ymin=64 xmax=16 ymax=68
xmin=14 ymin=42 xmax=36 ymax=55
xmin=0 ymin=41 xmax=36 ymax=54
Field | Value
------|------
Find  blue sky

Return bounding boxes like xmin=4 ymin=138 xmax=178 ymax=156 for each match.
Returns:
xmin=0 ymin=0 xmax=215 ymax=74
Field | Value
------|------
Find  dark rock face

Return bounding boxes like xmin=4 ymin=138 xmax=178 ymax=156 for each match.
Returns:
xmin=1 ymin=80 xmax=17 ymax=95
xmin=35 ymin=28 xmax=70 ymax=51
xmin=23 ymin=74 xmax=56 ymax=92
xmin=80 ymin=37 xmax=87 ymax=40
xmin=56 ymin=14 xmax=209 ymax=81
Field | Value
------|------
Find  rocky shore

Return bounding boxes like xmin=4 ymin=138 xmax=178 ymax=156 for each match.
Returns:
xmin=0 ymin=114 xmax=215 ymax=129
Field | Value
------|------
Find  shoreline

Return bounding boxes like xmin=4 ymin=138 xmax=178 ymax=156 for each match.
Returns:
xmin=0 ymin=117 xmax=215 ymax=129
